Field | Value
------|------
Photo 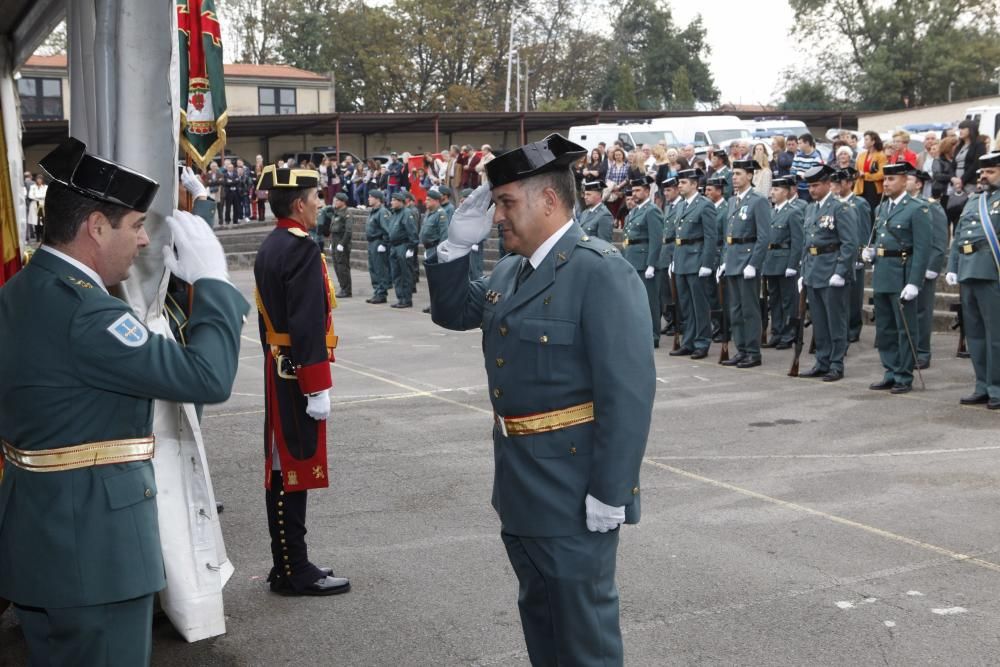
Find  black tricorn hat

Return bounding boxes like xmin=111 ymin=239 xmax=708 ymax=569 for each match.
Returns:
xmin=629 ymin=175 xmax=655 ymax=188
xmin=881 ymin=162 xmax=912 ymax=177
xmin=772 ymin=175 xmax=796 ymax=188
xmin=256 ymin=165 xmax=320 ymax=190
xmin=802 ymin=164 xmax=835 ymax=183
xmin=676 ymin=168 xmax=703 ymax=182
xmin=581 ymin=179 xmax=605 ymax=192
xmin=39 ymin=137 xmax=159 ymax=212
xmin=731 ymin=159 xmax=756 ymax=172
xmin=978 ymin=152 xmax=1000 ymax=168
xmin=485 ymin=133 xmax=587 ymax=188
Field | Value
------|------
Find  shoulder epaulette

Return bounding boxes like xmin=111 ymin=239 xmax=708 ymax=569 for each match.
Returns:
xmin=578 ymin=235 xmax=617 ymax=256
xmin=287 ymin=227 xmax=309 ymax=238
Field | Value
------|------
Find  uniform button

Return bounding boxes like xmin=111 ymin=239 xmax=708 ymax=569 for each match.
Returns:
xmin=277 ymin=501 xmax=283 ymax=507
xmin=278 ymin=520 xmax=284 ymax=525
xmin=144 ymin=489 xmax=153 ymax=498
xmin=569 ymin=446 xmax=577 ymax=455
xmin=279 ymin=530 xmax=285 ymax=535
xmin=632 ymin=486 xmax=640 ymax=495
xmin=499 ymin=325 xmax=509 ymax=336
xmin=493 ymin=388 xmax=503 ymax=398
xmin=283 ymin=555 xmax=289 ymax=561
xmin=281 ymin=539 xmax=286 ymax=545
xmin=496 ymin=358 xmax=504 ymax=368
xmin=539 ymin=335 xmax=549 ymax=344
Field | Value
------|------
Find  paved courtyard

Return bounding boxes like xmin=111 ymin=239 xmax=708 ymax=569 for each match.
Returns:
xmin=3 ymin=266 xmax=1000 ymax=666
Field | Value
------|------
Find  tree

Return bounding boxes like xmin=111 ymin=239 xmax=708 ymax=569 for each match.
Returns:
xmin=778 ymin=80 xmax=834 ymax=110
xmin=671 ymin=66 xmax=695 ymax=110
xmin=788 ymin=0 xmax=1000 ymax=110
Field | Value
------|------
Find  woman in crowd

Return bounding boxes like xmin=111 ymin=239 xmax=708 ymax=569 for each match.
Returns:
xmin=605 ymin=146 xmax=630 ymax=224
xmin=772 ymin=135 xmax=794 ymax=175
xmin=751 ymin=143 xmax=772 ymax=196
xmin=27 ymin=174 xmax=46 ymax=242
xmin=888 ymin=130 xmax=917 ymax=167
xmin=932 ymin=135 xmax=956 ymax=205
xmin=835 ymin=145 xmax=854 ymax=170
xmin=854 ymin=131 xmax=887 ymax=213
xmin=583 ymin=148 xmax=602 ymax=181
xmin=476 ymin=144 xmax=495 ymax=184
xmin=422 ymin=152 xmax=440 ymax=186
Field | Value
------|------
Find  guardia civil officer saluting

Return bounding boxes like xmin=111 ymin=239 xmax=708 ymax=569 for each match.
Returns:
xmin=761 ymin=175 xmax=805 ymax=348
xmin=860 ymin=163 xmax=931 ymax=394
xmin=798 ymin=164 xmax=858 ymax=381
xmin=671 ymin=170 xmax=719 ymax=357
xmin=578 ymin=179 xmax=614 ymax=242
xmin=0 ymin=137 xmax=248 ymax=665
xmin=945 ymin=152 xmax=1000 ymax=407
xmin=425 ymin=134 xmax=654 ymax=666
xmin=622 ymin=175 xmax=664 ymax=347
xmin=254 ymin=165 xmax=350 ymax=597
xmin=718 ymin=159 xmax=772 ymax=367
xmin=906 ymin=170 xmax=948 ymax=369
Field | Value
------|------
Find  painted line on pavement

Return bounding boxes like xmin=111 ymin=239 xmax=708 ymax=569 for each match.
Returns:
xmin=648 ymin=444 xmax=1000 ymax=461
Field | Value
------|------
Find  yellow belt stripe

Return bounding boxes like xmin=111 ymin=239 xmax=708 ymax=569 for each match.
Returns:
xmin=1 ymin=437 xmax=155 ymax=473
xmin=500 ymin=401 xmax=595 ymax=436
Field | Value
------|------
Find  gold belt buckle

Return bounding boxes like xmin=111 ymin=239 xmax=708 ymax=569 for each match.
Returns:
xmin=877 ymin=248 xmax=886 ymax=257
xmin=808 ymin=247 xmax=818 ymax=256
xmin=675 ymin=238 xmax=682 ymax=246
xmin=726 ymin=236 xmax=733 ymax=244
xmin=962 ymin=243 xmax=974 ymax=254
xmin=623 ymin=239 xmax=630 ymax=247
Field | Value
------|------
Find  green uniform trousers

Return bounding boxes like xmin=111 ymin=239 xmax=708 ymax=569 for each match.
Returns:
xmin=916 ymin=276 xmax=937 ymax=364
xmin=807 ymin=285 xmax=849 ymax=373
xmin=726 ymin=275 xmax=762 ymax=359
xmin=765 ymin=275 xmax=797 ymax=344
xmin=389 ymin=244 xmax=414 ymax=304
xmin=502 ymin=531 xmax=622 ymax=667
xmin=367 ymin=242 xmax=390 ymax=298
xmin=962 ymin=280 xmax=1000 ymax=399
xmin=14 ymin=594 xmax=154 ymax=667
xmin=848 ymin=266 xmax=866 ymax=340
xmin=638 ymin=270 xmax=660 ymax=345
xmin=874 ymin=291 xmax=918 ymax=386
xmin=332 ymin=247 xmax=352 ymax=294
xmin=677 ymin=273 xmax=712 ymax=351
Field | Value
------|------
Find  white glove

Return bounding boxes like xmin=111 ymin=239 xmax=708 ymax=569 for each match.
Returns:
xmin=585 ymin=493 xmax=626 ymax=533
xmin=644 ymin=266 xmax=655 ymax=280
xmin=162 ymin=209 xmax=229 ymax=283
xmin=471 ymin=244 xmax=479 ymax=252
xmin=377 ymin=244 xmax=387 ymax=252
xmin=668 ymin=261 xmax=674 ymax=278
xmin=925 ymin=270 xmax=938 ymax=280
xmin=716 ymin=265 xmax=725 ymax=281
xmin=305 ymin=391 xmax=330 ymax=421
xmin=336 ymin=244 xmax=344 ymax=252
xmin=900 ymin=283 xmax=919 ymax=301
xmin=785 ymin=268 xmax=797 ymax=278
xmin=180 ymin=166 xmax=208 ymax=199
xmin=946 ymin=272 xmax=959 ymax=286
xmin=444 ymin=183 xmax=493 ymax=249
xmin=797 ymin=276 xmax=804 ymax=292
xmin=861 ymin=246 xmax=875 ymax=263
xmin=828 ymin=274 xmax=846 ymax=288
xmin=743 ymin=265 xmax=756 ymax=280
xmin=405 ymin=249 xmax=414 ymax=259
xmin=698 ymin=266 xmax=712 ymax=278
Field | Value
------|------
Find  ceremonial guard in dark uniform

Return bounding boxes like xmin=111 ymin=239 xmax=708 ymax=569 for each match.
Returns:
xmin=426 ymin=134 xmax=654 ymax=666
xmin=658 ymin=177 xmax=682 ymax=336
xmin=704 ymin=175 xmax=728 ymax=340
xmin=253 ymin=166 xmax=349 ymax=596
xmin=388 ymin=191 xmax=418 ymax=308
xmin=578 ymin=179 xmax=614 ymax=242
xmin=798 ymin=165 xmax=858 ymax=381
xmin=0 ymin=138 xmax=248 ymax=664
xmin=621 ymin=176 xmax=664 ymax=347
xmin=671 ymin=170 xmax=719 ymax=357
xmin=907 ymin=170 xmax=948 ymax=368
xmin=719 ymin=159 xmax=771 ymax=367
xmin=945 ymin=152 xmax=1000 ymax=407
xmin=862 ymin=163 xmax=931 ymax=393
xmin=761 ymin=175 xmax=804 ymax=348
xmin=328 ymin=192 xmax=353 ymax=298
xmin=832 ymin=167 xmax=873 ymax=342
xmin=365 ymin=189 xmax=391 ymax=304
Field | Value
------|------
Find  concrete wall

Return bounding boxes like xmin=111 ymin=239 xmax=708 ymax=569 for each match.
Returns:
xmin=225 ymin=82 xmax=330 ymax=116
xmin=858 ymin=96 xmax=1000 ymax=133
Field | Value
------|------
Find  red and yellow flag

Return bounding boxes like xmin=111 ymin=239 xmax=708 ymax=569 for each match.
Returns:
xmin=0 ymin=116 xmax=22 ymax=285
xmin=177 ymin=0 xmax=228 ymax=170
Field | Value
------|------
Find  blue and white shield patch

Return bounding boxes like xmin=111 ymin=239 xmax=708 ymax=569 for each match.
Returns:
xmin=107 ymin=313 xmax=148 ymax=348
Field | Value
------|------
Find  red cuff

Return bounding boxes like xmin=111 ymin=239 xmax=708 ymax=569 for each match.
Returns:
xmin=297 ymin=361 xmax=332 ymax=394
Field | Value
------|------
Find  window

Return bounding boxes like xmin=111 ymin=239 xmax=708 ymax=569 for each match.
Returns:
xmin=258 ymin=87 xmax=296 ymax=115
xmin=18 ymin=77 xmax=63 ymax=120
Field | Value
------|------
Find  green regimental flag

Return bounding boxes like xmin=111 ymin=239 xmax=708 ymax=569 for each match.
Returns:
xmin=177 ymin=0 xmax=228 ymax=170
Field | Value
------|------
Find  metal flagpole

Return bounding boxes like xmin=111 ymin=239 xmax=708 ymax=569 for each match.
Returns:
xmin=504 ymin=17 xmax=515 ymax=112
xmin=515 ymin=51 xmax=521 ymax=112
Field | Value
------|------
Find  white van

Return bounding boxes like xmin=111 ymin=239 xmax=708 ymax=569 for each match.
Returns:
xmin=670 ymin=115 xmax=752 ymax=148
xmin=963 ymin=106 xmax=1000 ymax=145
xmin=747 ymin=119 xmax=808 ymax=139
xmin=568 ymin=120 xmax=680 ymax=152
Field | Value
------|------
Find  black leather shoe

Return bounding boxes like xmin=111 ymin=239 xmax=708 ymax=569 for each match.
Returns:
xmin=369 ymin=296 xmax=387 ymax=304
xmin=774 ymin=341 xmax=792 ymax=350
xmin=365 ymin=297 xmax=374 ymax=303
xmin=690 ymin=348 xmax=708 ymax=359
xmin=960 ymin=393 xmax=989 ymax=405
xmin=271 ymin=575 xmax=351 ymax=597
xmin=761 ymin=339 xmax=778 ymax=348
xmin=669 ymin=347 xmax=694 ymax=357
xmin=822 ymin=370 xmax=844 ymax=382
xmin=335 ymin=290 xmax=352 ymax=298
xmin=712 ymin=333 xmax=724 ymax=343
xmin=916 ymin=359 xmax=930 ymax=370
xmin=653 ymin=339 xmax=660 ymax=349
xmin=798 ymin=367 xmax=829 ymax=378
xmin=720 ymin=354 xmax=746 ymax=367
xmin=989 ymin=398 xmax=1000 ymax=410
xmin=958 ymin=350 xmax=971 ymax=359
xmin=422 ymin=306 xmax=431 ymax=314
xmin=890 ymin=384 xmax=912 ymax=394
xmin=397 ymin=302 xmax=413 ymax=308
xmin=216 ymin=502 xmax=224 ymax=514
xmin=737 ymin=357 xmax=762 ymax=368
xmin=869 ymin=379 xmax=895 ymax=390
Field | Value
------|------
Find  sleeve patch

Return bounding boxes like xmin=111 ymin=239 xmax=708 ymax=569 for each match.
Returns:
xmin=107 ymin=313 xmax=149 ymax=347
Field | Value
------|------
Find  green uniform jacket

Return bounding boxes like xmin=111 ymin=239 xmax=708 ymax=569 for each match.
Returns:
xmin=762 ymin=202 xmax=805 ymax=276
xmin=871 ymin=195 xmax=932 ymax=293
xmin=947 ymin=189 xmax=1000 ymax=280
xmin=714 ymin=166 xmax=733 ymax=198
xmin=801 ymin=194 xmax=858 ymax=289
xmin=388 ymin=208 xmax=419 ymax=249
xmin=424 ymin=225 xmax=654 ymax=537
xmin=846 ymin=193 xmax=873 ymax=249
xmin=621 ymin=200 xmax=663 ymax=272
xmin=723 ymin=189 xmax=772 ymax=275
xmin=328 ymin=208 xmax=352 ymax=249
xmin=578 ymin=202 xmax=614 ymax=243
xmin=420 ymin=208 xmax=449 ymax=248
xmin=922 ymin=198 xmax=949 ymax=274
xmin=673 ymin=195 xmax=719 ymax=275
xmin=365 ymin=205 xmax=391 ymax=242
xmin=658 ymin=198 xmax=683 ymax=267
xmin=0 ymin=250 xmax=248 ymax=608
